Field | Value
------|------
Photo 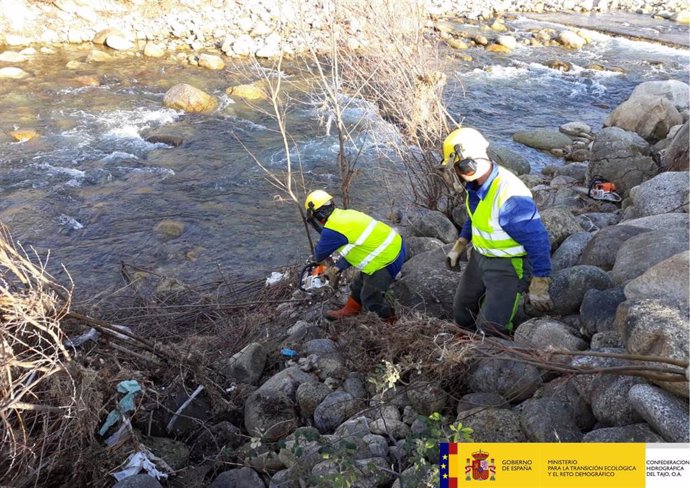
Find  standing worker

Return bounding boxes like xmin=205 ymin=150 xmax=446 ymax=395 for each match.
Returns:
xmin=441 ymin=127 xmax=553 ymax=336
xmin=304 ymin=190 xmax=405 ymax=322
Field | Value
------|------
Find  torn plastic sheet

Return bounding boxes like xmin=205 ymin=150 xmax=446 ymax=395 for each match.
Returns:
xmin=64 ymin=327 xmax=100 ymax=348
xmin=112 ymin=448 xmax=172 ymax=481
xmin=265 ymin=271 xmax=288 ymax=286
xmin=99 ymin=380 xmax=142 ymax=436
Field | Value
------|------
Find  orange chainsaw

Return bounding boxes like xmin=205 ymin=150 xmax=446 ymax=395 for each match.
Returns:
xmin=588 ymin=176 xmax=621 ymax=203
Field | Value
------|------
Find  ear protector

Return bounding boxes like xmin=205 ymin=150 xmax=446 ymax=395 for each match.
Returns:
xmin=452 ymin=144 xmax=478 ymax=176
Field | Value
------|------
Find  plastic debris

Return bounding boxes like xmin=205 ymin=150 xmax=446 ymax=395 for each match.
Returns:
xmin=111 ymin=448 xmax=171 ymax=481
xmin=266 ymin=271 xmax=288 ymax=286
xmin=99 ymin=380 xmax=142 ymax=436
xmin=64 ymin=327 xmax=99 ymax=348
xmin=280 ymin=347 xmax=299 ymax=358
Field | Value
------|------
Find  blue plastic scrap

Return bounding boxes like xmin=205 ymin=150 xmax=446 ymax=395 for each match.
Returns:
xmin=280 ymin=348 xmax=299 ymax=358
xmin=98 ymin=380 xmax=142 ymax=436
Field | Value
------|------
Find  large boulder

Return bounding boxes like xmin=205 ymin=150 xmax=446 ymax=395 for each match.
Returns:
xmin=520 ymin=395 xmax=583 ymax=442
xmin=163 ymin=83 xmax=218 ymax=113
xmin=582 ymin=424 xmax=664 ymax=443
xmin=393 ymin=246 xmax=458 ymax=319
xmin=579 ymin=287 xmax=626 ymax=336
xmin=624 ymin=251 xmax=689 ymax=308
xmin=514 ymin=317 xmax=587 ymax=353
xmin=403 ymin=236 xmax=445 ymax=261
xmin=578 ymin=225 xmax=650 ymax=270
xmin=456 ymin=407 xmax=527 ymax=442
xmin=488 ymin=146 xmax=531 ymax=175
xmin=586 ymin=127 xmax=657 ymax=197
xmin=550 ymin=265 xmax=613 ymax=315
xmin=540 ymin=207 xmax=584 ymax=251
xmin=629 ymin=80 xmax=689 ymax=113
xmin=407 ymin=210 xmax=457 ymax=243
xmin=313 ymin=391 xmax=359 ymax=433
xmin=621 ymin=213 xmax=688 ymax=232
xmin=627 ymin=171 xmax=689 ymax=217
xmin=662 ymin=121 xmax=689 ymax=171
xmin=512 ymin=129 xmax=573 ymax=151
xmin=217 ymin=342 xmax=266 ymax=385
xmin=610 ymin=228 xmax=689 ymax=284
xmin=551 ymin=232 xmax=594 ymax=272
xmin=605 ymin=93 xmax=683 ymax=142
xmin=590 ymin=375 xmax=644 ymax=426
xmin=628 ymin=384 xmax=690 ymax=442
xmin=616 ymin=298 xmax=689 ymax=397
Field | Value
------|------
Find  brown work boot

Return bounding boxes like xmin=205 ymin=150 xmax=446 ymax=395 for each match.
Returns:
xmin=325 ymin=296 xmax=361 ymax=320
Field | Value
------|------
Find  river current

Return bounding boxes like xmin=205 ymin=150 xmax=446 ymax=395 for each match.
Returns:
xmin=0 ymin=14 xmax=687 ymax=302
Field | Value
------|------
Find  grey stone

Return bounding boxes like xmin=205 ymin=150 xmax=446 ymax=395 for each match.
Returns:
xmin=551 ymin=232 xmax=594 ymax=272
xmin=520 ymin=396 xmax=583 ymax=442
xmin=403 ymin=236 xmax=445 ymax=261
xmin=591 ymin=376 xmax=644 ymax=426
xmin=628 ymin=384 xmax=690 ymax=442
xmin=540 ymin=207 xmax=585 ymax=251
xmin=579 ymin=225 xmax=650 ymax=270
xmin=583 ymin=424 xmax=665 ymax=443
xmin=570 ymin=348 xmax=629 ymax=400
xmin=628 ymin=171 xmax=689 ymax=217
xmin=586 ymin=127 xmax=657 ymax=197
xmin=457 ymin=407 xmax=527 ymax=442
xmin=605 ymin=94 xmax=682 ymax=142
xmin=554 ymin=162 xmax=587 ymax=181
xmin=363 ymin=434 xmax=388 ymax=458
xmin=302 ymin=338 xmax=338 ymax=356
xmin=393 ymin=246 xmax=458 ymax=319
xmin=314 ymin=391 xmax=358 ymax=433
xmin=457 ymin=392 xmax=510 ymax=413
xmin=488 ymin=146 xmax=531 ymax=175
xmin=334 ymin=416 xmax=370 ymax=439
xmin=590 ymin=331 xmax=623 ymax=349
xmin=112 ymin=475 xmax=163 ymax=488
xmin=625 ymin=251 xmax=689 ymax=308
xmin=621 ymin=213 xmax=689 ymax=232
xmin=208 ymin=467 xmax=265 ymax=488
xmin=610 ymin=228 xmax=689 ymax=284
xmin=616 ymin=298 xmax=689 ymax=397
xmin=630 ymin=80 xmax=690 ymax=113
xmin=269 ymin=470 xmax=299 ymax=488
xmin=515 ymin=317 xmax=588 ymax=353
xmin=662 ymin=121 xmax=689 ymax=171
xmin=142 ymin=436 xmax=189 ymax=470
xmin=406 ymin=382 xmax=447 ymax=416
xmin=278 ymin=427 xmax=322 ymax=471
xmin=560 ymin=121 xmax=592 ymax=137
xmin=343 ymin=373 xmax=367 ymax=399
xmin=218 ymin=342 xmax=266 ymax=385
xmin=579 ymin=287 xmax=626 ymax=336
xmin=580 ymin=212 xmax=622 ymax=229
xmin=296 ymin=381 xmax=332 ymax=417
xmin=370 ymin=418 xmax=411 ymax=439
xmin=408 ymin=210 xmax=458 ymax=243
xmin=513 ymin=129 xmax=573 ymax=151
xmin=550 ymin=265 xmax=614 ymax=315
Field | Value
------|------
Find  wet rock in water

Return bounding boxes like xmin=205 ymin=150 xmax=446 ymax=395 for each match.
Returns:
xmin=0 ymin=51 xmax=27 ymax=63
xmin=616 ymin=298 xmax=689 ymax=397
xmin=9 ymin=129 xmax=37 ymax=142
xmin=520 ymin=395 xmax=583 ymax=442
xmin=314 ymin=391 xmax=358 ymax=433
xmin=106 ymin=34 xmax=135 ymax=51
xmin=551 ymin=232 xmax=593 ymax=272
xmin=407 ymin=209 xmax=457 ymax=243
xmin=554 ymin=162 xmax=587 ymax=181
xmin=513 ymin=129 xmax=573 ymax=151
xmin=458 ymin=407 xmax=527 ymax=442
xmin=226 ymin=82 xmax=268 ymax=100
xmin=73 ymin=75 xmax=101 ymax=86
xmin=65 ymin=60 xmax=87 ymax=70
xmin=163 ymin=83 xmax=218 ymax=113
xmin=446 ymin=37 xmax=469 ymax=50
xmin=0 ymin=66 xmax=29 ymax=79
xmin=490 ymin=19 xmax=508 ymax=32
xmin=514 ymin=317 xmax=588 ymax=353
xmin=590 ymin=375 xmax=645 ymax=426
xmin=497 ymin=35 xmax=517 ymax=49
xmin=579 ymin=287 xmax=626 ymax=336
xmin=485 ymin=43 xmax=510 ymax=53
xmin=199 ymin=53 xmax=225 ymax=70
xmin=544 ymin=59 xmax=572 ymax=71
xmin=154 ymin=219 xmax=185 ymax=238
xmin=610 ymin=228 xmax=689 ymax=284
xmin=560 ymin=121 xmax=592 ymax=137
xmin=583 ymin=424 xmax=664 ymax=443
xmin=550 ymin=265 xmax=614 ymax=315
xmin=217 ymin=342 xmax=266 ymax=385
xmin=112 ymin=475 xmax=163 ymax=488
xmin=558 ymin=30 xmax=586 ymax=49
xmin=472 ymin=34 xmax=488 ymax=45
xmin=93 ymin=27 xmax=127 ymax=44
xmin=87 ymin=49 xmax=113 ymax=62
xmin=145 ymin=134 xmax=183 ymax=147
xmin=539 ymin=206 xmax=584 ymax=251
xmin=628 ymin=171 xmax=689 ymax=217
xmin=628 ymin=384 xmax=690 ymax=442
xmin=579 ymin=225 xmax=650 ymax=270
xmin=208 ymin=467 xmax=265 ymax=488
xmin=488 ymin=145 xmax=531 ymax=175
xmin=624 ymin=251 xmax=689 ymax=308
xmin=143 ymin=42 xmax=166 ymax=58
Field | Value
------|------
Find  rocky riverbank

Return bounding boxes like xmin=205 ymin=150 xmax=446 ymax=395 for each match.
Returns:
xmin=1 ymin=0 xmax=689 ymax=57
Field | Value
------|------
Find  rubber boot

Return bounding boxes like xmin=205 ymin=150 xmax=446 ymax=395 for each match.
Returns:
xmin=325 ymin=296 xmax=361 ymax=320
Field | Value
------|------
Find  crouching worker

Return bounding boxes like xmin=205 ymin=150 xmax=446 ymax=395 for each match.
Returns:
xmin=304 ymin=190 xmax=405 ymax=322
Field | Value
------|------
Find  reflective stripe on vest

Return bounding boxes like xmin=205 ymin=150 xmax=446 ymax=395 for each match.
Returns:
xmin=466 ymin=166 xmax=529 ymax=258
xmin=325 ymin=208 xmax=402 ymax=274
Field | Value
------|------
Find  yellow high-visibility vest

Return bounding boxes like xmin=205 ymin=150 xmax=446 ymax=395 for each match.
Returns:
xmin=325 ymin=208 xmax=402 ymax=274
xmin=466 ymin=166 xmax=530 ymax=258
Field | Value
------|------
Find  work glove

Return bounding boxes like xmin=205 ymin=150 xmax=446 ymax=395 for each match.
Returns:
xmin=320 ymin=266 xmax=341 ymax=288
xmin=446 ymin=237 xmax=468 ymax=270
xmin=527 ymin=276 xmax=553 ymax=313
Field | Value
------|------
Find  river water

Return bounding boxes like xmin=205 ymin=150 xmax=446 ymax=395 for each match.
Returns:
xmin=0 ymin=14 xmax=687 ymax=302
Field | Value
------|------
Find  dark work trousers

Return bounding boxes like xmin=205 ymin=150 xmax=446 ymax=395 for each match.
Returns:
xmin=350 ymin=267 xmax=394 ymax=319
xmin=453 ymin=250 xmax=531 ymax=335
